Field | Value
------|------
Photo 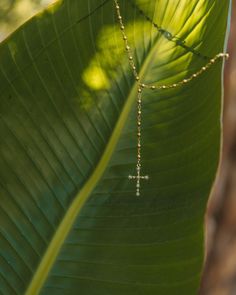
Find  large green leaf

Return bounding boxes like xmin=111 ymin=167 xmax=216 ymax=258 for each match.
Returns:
xmin=0 ymin=0 xmax=230 ymax=294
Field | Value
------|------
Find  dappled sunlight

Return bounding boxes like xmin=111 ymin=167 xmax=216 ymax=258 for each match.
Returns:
xmin=80 ymin=20 xmax=151 ymax=92
xmin=82 ymin=63 xmax=109 ymax=91
xmin=74 ymin=21 xmax=149 ymax=111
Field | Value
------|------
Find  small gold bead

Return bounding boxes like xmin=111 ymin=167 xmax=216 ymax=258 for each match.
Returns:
xmin=173 ymin=84 xmax=177 ymax=87
xmin=141 ymin=83 xmax=145 ymax=88
xmin=138 ymin=88 xmax=142 ymax=93
xmin=123 ymin=36 xmax=127 ymax=40
xmin=126 ymin=46 xmax=130 ymax=51
xmin=116 ymin=5 xmax=119 ymax=9
xmin=120 ymin=25 xmax=124 ymax=30
xmin=193 ymin=74 xmax=197 ymax=78
xmin=132 ymin=66 xmax=136 ymax=70
xmin=202 ymin=67 xmax=206 ymax=71
xmin=225 ymin=53 xmax=229 ymax=59
xmin=161 ymin=85 xmax=166 ymax=89
xmin=151 ymin=85 xmax=156 ymax=90
xmin=129 ymin=56 xmax=133 ymax=60
xmin=118 ymin=15 xmax=122 ymax=20
xmin=183 ymin=79 xmax=187 ymax=83
xmin=210 ymin=59 xmax=215 ymax=63
xmin=136 ymin=76 xmax=140 ymax=81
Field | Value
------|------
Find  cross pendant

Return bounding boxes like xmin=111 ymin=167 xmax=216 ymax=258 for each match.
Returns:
xmin=128 ymin=86 xmax=149 ymax=196
xmin=128 ymin=170 xmax=149 ymax=196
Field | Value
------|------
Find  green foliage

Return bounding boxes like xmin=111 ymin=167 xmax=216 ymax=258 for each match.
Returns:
xmin=0 ymin=0 xmax=230 ymax=294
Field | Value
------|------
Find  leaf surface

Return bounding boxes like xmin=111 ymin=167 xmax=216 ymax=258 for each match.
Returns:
xmin=0 ymin=0 xmax=230 ymax=294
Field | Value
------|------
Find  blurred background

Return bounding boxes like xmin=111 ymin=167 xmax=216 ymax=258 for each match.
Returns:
xmin=0 ymin=0 xmax=55 ymax=41
xmin=200 ymin=1 xmax=236 ymax=294
xmin=0 ymin=1 xmax=235 ymax=294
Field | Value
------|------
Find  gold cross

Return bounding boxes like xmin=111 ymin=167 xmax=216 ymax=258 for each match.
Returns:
xmin=128 ymin=168 xmax=149 ymax=196
xmin=127 ymin=85 xmax=149 ymax=196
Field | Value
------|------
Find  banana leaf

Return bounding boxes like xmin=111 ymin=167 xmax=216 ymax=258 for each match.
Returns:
xmin=0 ymin=0 xmax=231 ymax=294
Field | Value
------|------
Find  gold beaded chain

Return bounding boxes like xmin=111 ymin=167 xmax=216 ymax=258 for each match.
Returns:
xmin=114 ymin=0 xmax=229 ymax=197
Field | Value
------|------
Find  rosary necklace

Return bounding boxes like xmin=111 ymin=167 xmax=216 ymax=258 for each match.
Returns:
xmin=114 ymin=0 xmax=229 ymax=197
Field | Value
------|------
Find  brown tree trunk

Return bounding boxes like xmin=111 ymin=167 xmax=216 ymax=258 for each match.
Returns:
xmin=200 ymin=2 xmax=236 ymax=294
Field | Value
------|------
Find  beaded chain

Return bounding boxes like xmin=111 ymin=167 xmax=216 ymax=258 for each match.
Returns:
xmin=114 ymin=0 xmax=229 ymax=196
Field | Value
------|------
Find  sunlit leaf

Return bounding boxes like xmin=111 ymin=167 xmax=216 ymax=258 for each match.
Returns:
xmin=0 ymin=0 xmax=230 ymax=294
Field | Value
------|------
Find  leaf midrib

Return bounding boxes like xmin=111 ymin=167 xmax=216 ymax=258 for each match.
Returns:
xmin=25 ymin=17 xmax=161 ymax=295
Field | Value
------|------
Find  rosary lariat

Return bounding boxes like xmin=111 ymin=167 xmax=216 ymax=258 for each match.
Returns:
xmin=114 ymin=0 xmax=229 ymax=197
